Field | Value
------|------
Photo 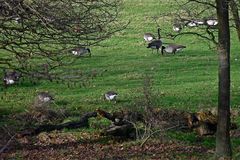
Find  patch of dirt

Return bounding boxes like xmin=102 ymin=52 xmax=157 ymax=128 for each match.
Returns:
xmin=1 ymin=131 xmax=210 ymax=160
xmin=1 ymin=108 xmax=238 ymax=159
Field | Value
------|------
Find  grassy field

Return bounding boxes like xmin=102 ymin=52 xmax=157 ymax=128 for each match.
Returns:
xmin=1 ymin=0 xmax=239 ymax=115
xmin=0 ymin=0 xmax=240 ymax=158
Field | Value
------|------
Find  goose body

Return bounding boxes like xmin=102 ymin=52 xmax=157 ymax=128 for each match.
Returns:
xmin=37 ymin=92 xmax=54 ymax=103
xmin=173 ymin=24 xmax=182 ymax=32
xmin=147 ymin=39 xmax=163 ymax=54
xmin=194 ymin=20 xmax=205 ymax=25
xmin=104 ymin=91 xmax=118 ymax=101
xmin=186 ymin=21 xmax=197 ymax=27
xmin=144 ymin=33 xmax=155 ymax=42
xmin=3 ymin=71 xmax=21 ymax=86
xmin=206 ymin=19 xmax=218 ymax=26
xmin=72 ymin=47 xmax=91 ymax=57
xmin=4 ymin=78 xmax=15 ymax=85
xmin=161 ymin=44 xmax=186 ymax=54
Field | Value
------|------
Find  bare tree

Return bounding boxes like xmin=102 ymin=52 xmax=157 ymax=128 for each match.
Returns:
xmin=0 ymin=0 xmax=124 ymax=81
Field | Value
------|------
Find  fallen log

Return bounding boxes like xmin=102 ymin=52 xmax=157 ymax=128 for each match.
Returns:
xmin=18 ymin=112 xmax=97 ymax=137
xmin=96 ymin=109 xmax=143 ymax=125
xmin=96 ymin=109 xmax=137 ymax=139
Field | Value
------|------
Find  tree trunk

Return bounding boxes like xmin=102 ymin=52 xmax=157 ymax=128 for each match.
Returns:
xmin=229 ymin=0 xmax=240 ymax=41
xmin=215 ymin=0 xmax=232 ymax=159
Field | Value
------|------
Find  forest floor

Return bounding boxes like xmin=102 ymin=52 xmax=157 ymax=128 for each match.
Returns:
xmin=1 ymin=130 xmax=212 ymax=160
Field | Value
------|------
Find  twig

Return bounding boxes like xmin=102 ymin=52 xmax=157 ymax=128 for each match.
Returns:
xmin=140 ymin=124 xmax=181 ymax=147
xmin=0 ymin=134 xmax=16 ymax=154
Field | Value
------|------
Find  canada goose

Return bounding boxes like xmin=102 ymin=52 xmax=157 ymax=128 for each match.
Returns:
xmin=206 ymin=19 xmax=218 ymax=26
xmin=72 ymin=47 xmax=91 ymax=57
xmin=194 ymin=20 xmax=205 ymax=25
xmin=146 ymin=28 xmax=163 ymax=54
xmin=147 ymin=40 xmax=163 ymax=54
xmin=12 ymin=17 xmax=21 ymax=23
xmin=37 ymin=92 xmax=54 ymax=103
xmin=185 ymin=21 xmax=197 ymax=27
xmin=104 ymin=91 xmax=118 ymax=102
xmin=161 ymin=44 xmax=186 ymax=54
xmin=144 ymin=33 xmax=155 ymax=42
xmin=173 ymin=23 xmax=182 ymax=32
xmin=3 ymin=70 xmax=21 ymax=86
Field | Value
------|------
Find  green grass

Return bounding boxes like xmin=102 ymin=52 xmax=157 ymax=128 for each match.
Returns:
xmin=0 ymin=0 xmax=239 ymax=121
xmin=1 ymin=0 xmax=239 ymax=118
xmin=0 ymin=0 xmax=240 ymax=155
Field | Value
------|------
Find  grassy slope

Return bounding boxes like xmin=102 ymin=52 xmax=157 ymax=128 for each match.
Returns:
xmin=0 ymin=0 xmax=239 ymax=121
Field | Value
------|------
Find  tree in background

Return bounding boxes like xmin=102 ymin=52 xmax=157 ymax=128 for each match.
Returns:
xmin=230 ymin=0 xmax=240 ymax=41
xmin=157 ymin=0 xmax=238 ymax=158
xmin=0 ymin=0 xmax=124 ymax=81
xmin=215 ymin=0 xmax=232 ymax=158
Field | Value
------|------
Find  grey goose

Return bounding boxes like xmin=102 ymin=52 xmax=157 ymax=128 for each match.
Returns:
xmin=147 ymin=40 xmax=163 ymax=54
xmin=161 ymin=44 xmax=186 ymax=54
xmin=72 ymin=47 xmax=91 ymax=57
xmin=146 ymin=28 xmax=163 ymax=54
xmin=37 ymin=91 xmax=54 ymax=103
xmin=144 ymin=33 xmax=155 ymax=42
xmin=104 ymin=91 xmax=118 ymax=102
xmin=3 ymin=70 xmax=21 ymax=86
xmin=173 ymin=23 xmax=182 ymax=32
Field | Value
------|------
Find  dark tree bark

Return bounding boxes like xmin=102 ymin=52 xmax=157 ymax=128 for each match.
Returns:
xmin=215 ymin=0 xmax=232 ymax=158
xmin=230 ymin=0 xmax=240 ymax=41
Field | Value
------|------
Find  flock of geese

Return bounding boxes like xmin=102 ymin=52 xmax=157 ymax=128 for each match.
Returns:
xmin=2 ymin=19 xmax=218 ymax=102
xmin=145 ymin=18 xmax=218 ymax=55
xmin=172 ymin=18 xmax=218 ymax=32
xmin=71 ymin=27 xmax=188 ymax=58
xmin=145 ymin=28 xmax=186 ymax=54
